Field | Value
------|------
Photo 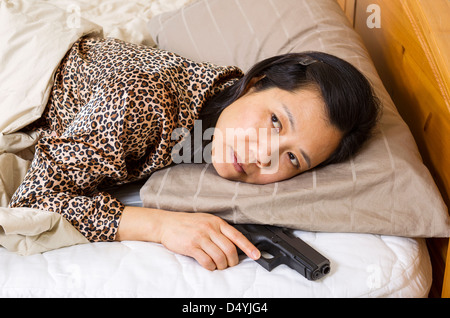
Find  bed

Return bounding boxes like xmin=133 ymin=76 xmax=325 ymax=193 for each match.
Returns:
xmin=0 ymin=0 xmax=449 ymax=298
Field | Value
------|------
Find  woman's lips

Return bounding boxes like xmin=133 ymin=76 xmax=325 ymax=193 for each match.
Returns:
xmin=233 ymin=152 xmax=245 ymax=174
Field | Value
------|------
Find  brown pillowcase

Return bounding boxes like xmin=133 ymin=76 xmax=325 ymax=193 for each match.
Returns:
xmin=142 ymin=0 xmax=450 ymax=237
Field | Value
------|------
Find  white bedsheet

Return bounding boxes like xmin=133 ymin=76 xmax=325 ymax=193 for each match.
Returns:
xmin=0 ymin=230 xmax=431 ymax=298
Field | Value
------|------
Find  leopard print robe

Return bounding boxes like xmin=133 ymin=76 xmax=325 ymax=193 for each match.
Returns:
xmin=9 ymin=36 xmax=243 ymax=242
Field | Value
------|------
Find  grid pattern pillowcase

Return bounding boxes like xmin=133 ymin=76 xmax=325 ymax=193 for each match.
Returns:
xmin=142 ymin=0 xmax=450 ymax=237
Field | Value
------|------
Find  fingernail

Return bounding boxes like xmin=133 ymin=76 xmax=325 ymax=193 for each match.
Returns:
xmin=252 ymin=250 xmax=260 ymax=260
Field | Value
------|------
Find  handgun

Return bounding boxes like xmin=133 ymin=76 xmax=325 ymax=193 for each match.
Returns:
xmin=234 ymin=224 xmax=331 ymax=281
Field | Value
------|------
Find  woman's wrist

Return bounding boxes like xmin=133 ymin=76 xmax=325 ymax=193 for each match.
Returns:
xmin=115 ymin=206 xmax=168 ymax=243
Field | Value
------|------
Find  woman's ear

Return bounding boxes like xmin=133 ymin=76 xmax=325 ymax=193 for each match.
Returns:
xmin=242 ymin=75 xmax=265 ymax=95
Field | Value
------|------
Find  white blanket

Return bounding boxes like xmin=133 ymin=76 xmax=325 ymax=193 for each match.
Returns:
xmin=0 ymin=230 xmax=432 ymax=298
xmin=0 ymin=183 xmax=433 ymax=297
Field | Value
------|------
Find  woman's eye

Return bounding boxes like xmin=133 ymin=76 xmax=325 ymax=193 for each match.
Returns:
xmin=288 ymin=152 xmax=300 ymax=168
xmin=271 ymin=114 xmax=281 ymax=132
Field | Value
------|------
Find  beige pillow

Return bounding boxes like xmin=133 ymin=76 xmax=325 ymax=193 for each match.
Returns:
xmin=142 ymin=0 xmax=450 ymax=237
xmin=0 ymin=0 xmax=101 ymax=152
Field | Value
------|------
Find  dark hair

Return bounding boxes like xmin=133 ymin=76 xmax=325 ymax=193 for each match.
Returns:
xmin=198 ymin=52 xmax=381 ymax=166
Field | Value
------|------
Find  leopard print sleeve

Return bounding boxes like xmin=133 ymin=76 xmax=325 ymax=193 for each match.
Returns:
xmin=9 ymin=37 xmax=243 ymax=242
xmin=10 ymin=135 xmax=126 ymax=242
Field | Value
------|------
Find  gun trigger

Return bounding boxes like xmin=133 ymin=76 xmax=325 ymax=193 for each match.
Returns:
xmin=256 ymin=251 xmax=286 ymax=271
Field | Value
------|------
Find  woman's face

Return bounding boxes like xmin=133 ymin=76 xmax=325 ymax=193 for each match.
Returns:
xmin=211 ymin=86 xmax=342 ymax=184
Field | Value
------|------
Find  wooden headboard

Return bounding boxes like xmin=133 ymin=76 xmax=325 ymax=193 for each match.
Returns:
xmin=337 ymin=0 xmax=450 ymax=298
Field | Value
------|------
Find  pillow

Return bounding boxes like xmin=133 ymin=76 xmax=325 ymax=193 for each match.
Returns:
xmin=142 ymin=0 xmax=450 ymax=237
xmin=0 ymin=0 xmax=102 ymax=152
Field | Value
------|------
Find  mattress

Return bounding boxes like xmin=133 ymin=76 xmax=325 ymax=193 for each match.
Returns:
xmin=0 ymin=226 xmax=431 ymax=298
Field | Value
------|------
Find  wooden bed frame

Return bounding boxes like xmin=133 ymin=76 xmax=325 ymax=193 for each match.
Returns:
xmin=337 ymin=0 xmax=450 ymax=298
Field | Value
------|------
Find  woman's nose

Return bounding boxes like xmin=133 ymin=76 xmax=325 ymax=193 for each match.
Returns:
xmin=253 ymin=133 xmax=279 ymax=168
xmin=256 ymin=151 xmax=272 ymax=168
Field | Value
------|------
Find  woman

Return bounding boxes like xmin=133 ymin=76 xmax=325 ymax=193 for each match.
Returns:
xmin=9 ymin=36 xmax=380 ymax=271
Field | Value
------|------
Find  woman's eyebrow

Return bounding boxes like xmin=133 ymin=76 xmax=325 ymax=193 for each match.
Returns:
xmin=282 ymin=104 xmax=311 ymax=169
xmin=282 ymin=104 xmax=296 ymax=131
xmin=300 ymin=149 xmax=311 ymax=169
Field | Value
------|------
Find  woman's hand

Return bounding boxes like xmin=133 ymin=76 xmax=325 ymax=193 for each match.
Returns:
xmin=116 ymin=206 xmax=260 ymax=271
xmin=159 ymin=211 xmax=260 ymax=271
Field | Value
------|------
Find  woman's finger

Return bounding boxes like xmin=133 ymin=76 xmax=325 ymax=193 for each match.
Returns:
xmin=220 ymin=223 xmax=261 ymax=260
xmin=190 ymin=247 xmax=217 ymax=271
xmin=210 ymin=233 xmax=239 ymax=267
xmin=200 ymin=238 xmax=228 ymax=269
